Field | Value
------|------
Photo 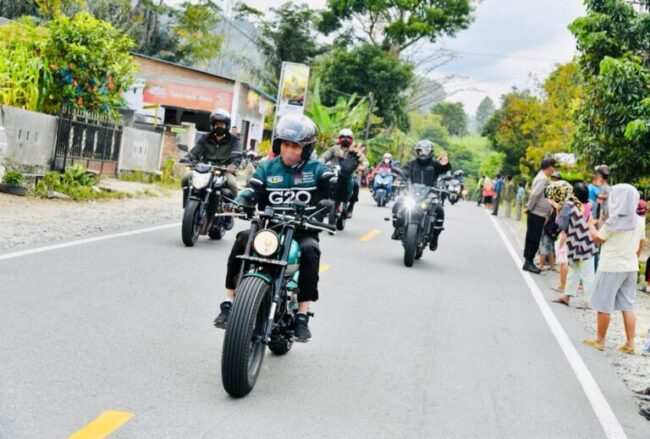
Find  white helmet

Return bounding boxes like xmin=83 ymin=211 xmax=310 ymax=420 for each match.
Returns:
xmin=383 ymin=152 xmax=393 ymax=160
xmin=338 ymin=128 xmax=354 ymax=138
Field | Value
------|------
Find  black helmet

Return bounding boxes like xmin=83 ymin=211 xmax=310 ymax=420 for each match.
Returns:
xmin=414 ymin=139 xmax=435 ymax=162
xmin=272 ymin=114 xmax=318 ymax=160
xmin=209 ymin=108 xmax=231 ymax=130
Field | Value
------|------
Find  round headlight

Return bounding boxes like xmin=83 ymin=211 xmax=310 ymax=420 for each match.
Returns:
xmin=253 ymin=230 xmax=280 ymax=257
xmin=192 ymin=171 xmax=211 ymax=189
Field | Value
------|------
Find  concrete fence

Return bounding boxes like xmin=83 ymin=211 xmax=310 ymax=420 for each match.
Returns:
xmin=0 ymin=105 xmax=165 ymax=176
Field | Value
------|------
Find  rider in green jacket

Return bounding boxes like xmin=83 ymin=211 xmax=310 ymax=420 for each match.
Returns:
xmin=214 ymin=114 xmax=360 ymax=341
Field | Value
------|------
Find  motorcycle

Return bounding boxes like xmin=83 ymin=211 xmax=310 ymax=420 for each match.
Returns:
xmin=180 ymin=161 xmax=236 ymax=247
xmin=218 ymin=199 xmax=335 ymax=398
xmin=327 ymin=165 xmax=348 ymax=231
xmin=394 ymin=183 xmax=446 ymax=267
xmin=373 ymin=170 xmax=394 ymax=207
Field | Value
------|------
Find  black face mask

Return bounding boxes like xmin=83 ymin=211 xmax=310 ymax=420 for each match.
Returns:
xmin=214 ymin=127 xmax=227 ymax=136
xmin=340 ymin=140 xmax=351 ymax=148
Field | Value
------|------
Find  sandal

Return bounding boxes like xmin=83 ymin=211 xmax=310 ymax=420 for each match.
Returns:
xmin=616 ymin=344 xmax=635 ymax=355
xmin=551 ymin=286 xmax=565 ymax=293
xmin=582 ymin=339 xmax=604 ymax=351
xmin=551 ymin=297 xmax=570 ymax=306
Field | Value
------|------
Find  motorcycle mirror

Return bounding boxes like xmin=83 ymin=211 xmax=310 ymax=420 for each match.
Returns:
xmin=247 ymin=178 xmax=264 ymax=191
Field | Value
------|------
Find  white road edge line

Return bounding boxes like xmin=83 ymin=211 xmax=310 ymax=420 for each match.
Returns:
xmin=0 ymin=223 xmax=181 ymax=261
xmin=488 ymin=213 xmax=627 ymax=439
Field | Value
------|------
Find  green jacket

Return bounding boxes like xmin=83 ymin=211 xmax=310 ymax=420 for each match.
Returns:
xmin=236 ymin=155 xmax=358 ymax=215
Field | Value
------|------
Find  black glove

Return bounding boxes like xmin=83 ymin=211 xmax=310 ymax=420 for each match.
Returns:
xmin=339 ymin=151 xmax=360 ymax=177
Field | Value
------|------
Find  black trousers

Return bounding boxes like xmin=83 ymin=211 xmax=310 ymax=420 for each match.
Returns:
xmin=524 ymin=213 xmax=546 ymax=263
xmin=492 ymin=192 xmax=500 ymax=214
xmin=225 ymin=230 xmax=321 ymax=302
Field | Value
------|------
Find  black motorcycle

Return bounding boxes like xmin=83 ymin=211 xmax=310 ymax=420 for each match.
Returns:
xmin=327 ymin=165 xmax=348 ymax=231
xmin=180 ymin=161 xmax=236 ymax=247
xmin=218 ymin=199 xmax=335 ymax=398
xmin=395 ymin=183 xmax=446 ymax=267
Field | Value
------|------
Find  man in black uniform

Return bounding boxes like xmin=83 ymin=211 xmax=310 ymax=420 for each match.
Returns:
xmin=391 ymin=139 xmax=451 ymax=250
xmin=182 ymin=108 xmax=240 ymax=205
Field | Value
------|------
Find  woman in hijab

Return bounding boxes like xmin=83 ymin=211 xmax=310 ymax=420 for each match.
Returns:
xmin=545 ymin=181 xmax=573 ymax=292
xmin=549 ymin=182 xmax=598 ymax=307
xmin=583 ymin=184 xmax=646 ymax=354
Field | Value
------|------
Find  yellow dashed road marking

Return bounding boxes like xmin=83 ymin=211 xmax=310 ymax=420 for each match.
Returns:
xmin=319 ymin=264 xmax=331 ymax=274
xmin=69 ymin=410 xmax=134 ymax=439
xmin=359 ymin=230 xmax=381 ymax=242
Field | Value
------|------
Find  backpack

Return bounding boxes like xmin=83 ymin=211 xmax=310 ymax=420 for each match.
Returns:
xmin=544 ymin=210 xmax=560 ymax=239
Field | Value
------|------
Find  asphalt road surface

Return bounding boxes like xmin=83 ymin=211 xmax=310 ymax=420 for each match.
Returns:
xmin=2 ymin=191 xmax=649 ymax=438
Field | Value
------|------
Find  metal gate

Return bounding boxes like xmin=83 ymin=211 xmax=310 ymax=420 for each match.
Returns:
xmin=53 ymin=105 xmax=123 ymax=175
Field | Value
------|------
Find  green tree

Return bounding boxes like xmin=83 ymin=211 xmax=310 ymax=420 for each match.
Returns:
xmin=474 ymin=96 xmax=495 ymax=132
xmin=44 ymin=12 xmax=136 ymax=115
xmin=482 ymin=90 xmax=542 ymax=177
xmin=569 ymin=0 xmax=650 ymax=182
xmin=258 ymin=2 xmax=325 ymax=90
xmin=431 ymin=101 xmax=468 ymax=136
xmin=320 ymin=0 xmax=474 ymax=54
xmin=316 ymin=43 xmax=414 ymax=131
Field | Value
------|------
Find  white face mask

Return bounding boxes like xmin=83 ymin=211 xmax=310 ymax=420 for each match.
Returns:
xmin=384 ymin=159 xmax=390 ymax=164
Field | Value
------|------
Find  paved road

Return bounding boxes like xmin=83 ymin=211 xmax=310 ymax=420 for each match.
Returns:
xmin=1 ymin=191 xmax=649 ymax=438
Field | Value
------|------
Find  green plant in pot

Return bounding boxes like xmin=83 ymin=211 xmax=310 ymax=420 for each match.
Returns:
xmin=0 ymin=169 xmax=28 ymax=196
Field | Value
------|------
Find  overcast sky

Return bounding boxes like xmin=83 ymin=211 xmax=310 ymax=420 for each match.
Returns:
xmin=230 ymin=0 xmax=586 ymax=114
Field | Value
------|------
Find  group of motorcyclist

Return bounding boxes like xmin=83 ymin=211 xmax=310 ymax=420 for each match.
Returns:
xmin=183 ymin=108 xmax=456 ymax=342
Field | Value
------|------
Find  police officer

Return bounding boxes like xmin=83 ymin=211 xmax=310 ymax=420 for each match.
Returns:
xmin=391 ymin=139 xmax=451 ymax=250
xmin=214 ymin=114 xmax=359 ymax=341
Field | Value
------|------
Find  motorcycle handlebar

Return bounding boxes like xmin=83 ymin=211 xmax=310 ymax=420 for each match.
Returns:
xmin=306 ymin=218 xmax=337 ymax=232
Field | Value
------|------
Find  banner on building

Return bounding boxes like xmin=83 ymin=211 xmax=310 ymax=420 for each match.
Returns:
xmin=143 ymin=80 xmax=233 ymax=113
xmin=276 ymin=62 xmax=310 ymax=116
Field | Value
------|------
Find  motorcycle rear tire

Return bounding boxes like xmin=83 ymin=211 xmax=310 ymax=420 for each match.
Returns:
xmin=181 ymin=200 xmax=201 ymax=247
xmin=208 ymin=220 xmax=225 ymax=240
xmin=268 ymin=336 xmax=292 ymax=356
xmin=403 ymin=224 xmax=418 ymax=267
xmin=222 ymin=276 xmax=270 ymax=398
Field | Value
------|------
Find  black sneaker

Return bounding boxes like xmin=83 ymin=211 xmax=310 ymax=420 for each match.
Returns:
xmin=293 ymin=313 xmax=311 ymax=342
xmin=213 ymin=301 xmax=232 ymax=329
xmin=391 ymin=229 xmax=400 ymax=240
xmin=522 ymin=262 xmax=542 ymax=274
xmin=345 ymin=208 xmax=354 ymax=219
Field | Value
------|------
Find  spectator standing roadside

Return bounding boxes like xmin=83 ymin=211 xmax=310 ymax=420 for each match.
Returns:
xmin=594 ymin=165 xmax=612 ymax=220
xmin=583 ymin=184 xmax=646 ymax=353
xmin=515 ymin=180 xmax=526 ymax=221
xmin=483 ymin=176 xmax=495 ymax=211
xmin=523 ymin=157 xmax=557 ymax=274
xmin=503 ymin=176 xmax=515 ymax=218
xmin=550 ymin=182 xmax=598 ymax=308
xmin=492 ymin=174 xmax=504 ymax=216
xmin=477 ymin=175 xmax=486 ymax=206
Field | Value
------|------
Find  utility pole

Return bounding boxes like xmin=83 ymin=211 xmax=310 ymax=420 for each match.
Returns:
xmin=363 ymin=92 xmax=375 ymax=143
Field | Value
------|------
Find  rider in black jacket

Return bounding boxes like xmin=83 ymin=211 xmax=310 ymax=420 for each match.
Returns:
xmin=182 ymin=108 xmax=240 ymax=204
xmin=391 ymin=140 xmax=451 ymax=250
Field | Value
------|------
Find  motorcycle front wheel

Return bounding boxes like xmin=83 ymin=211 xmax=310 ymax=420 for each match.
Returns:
xmin=222 ymin=276 xmax=270 ymax=398
xmin=403 ymin=224 xmax=418 ymax=267
xmin=181 ymin=200 xmax=201 ymax=247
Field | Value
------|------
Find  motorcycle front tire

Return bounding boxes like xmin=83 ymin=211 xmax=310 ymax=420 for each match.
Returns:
xmin=221 ymin=276 xmax=270 ymax=398
xmin=403 ymin=224 xmax=418 ymax=267
xmin=181 ymin=200 xmax=201 ymax=247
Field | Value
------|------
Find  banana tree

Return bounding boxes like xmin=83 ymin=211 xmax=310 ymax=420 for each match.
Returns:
xmin=306 ymin=78 xmax=381 ymax=152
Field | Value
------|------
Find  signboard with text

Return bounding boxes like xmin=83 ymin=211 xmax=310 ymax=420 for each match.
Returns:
xmin=276 ymin=62 xmax=310 ymax=116
xmin=143 ymin=80 xmax=233 ymax=112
